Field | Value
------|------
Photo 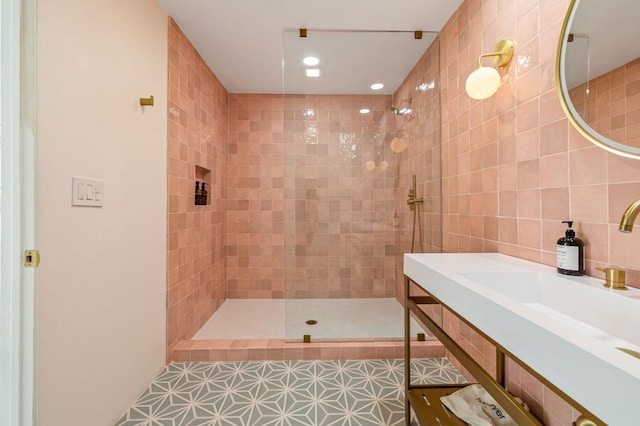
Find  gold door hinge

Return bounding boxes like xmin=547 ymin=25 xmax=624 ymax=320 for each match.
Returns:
xmin=24 ymin=250 xmax=40 ymax=267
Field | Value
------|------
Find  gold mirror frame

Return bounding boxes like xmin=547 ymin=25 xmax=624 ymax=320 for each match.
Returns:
xmin=556 ymin=0 xmax=640 ymax=160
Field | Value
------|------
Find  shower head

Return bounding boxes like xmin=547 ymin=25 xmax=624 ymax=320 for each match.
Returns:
xmin=391 ymin=98 xmax=413 ymax=115
xmin=391 ymin=105 xmax=413 ymax=115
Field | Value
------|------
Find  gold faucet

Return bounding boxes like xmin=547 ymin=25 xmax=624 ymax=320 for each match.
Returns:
xmin=406 ymin=175 xmax=424 ymax=210
xmin=619 ymin=199 xmax=640 ymax=232
xmin=406 ymin=188 xmax=424 ymax=208
xmin=595 ymin=266 xmax=627 ymax=290
xmin=612 ymin=199 xmax=640 ymax=290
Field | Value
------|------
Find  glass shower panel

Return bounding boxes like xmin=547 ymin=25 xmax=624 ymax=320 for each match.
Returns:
xmin=282 ymin=30 xmax=440 ymax=342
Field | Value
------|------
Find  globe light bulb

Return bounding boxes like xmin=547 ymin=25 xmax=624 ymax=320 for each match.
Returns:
xmin=465 ymin=66 xmax=501 ymax=100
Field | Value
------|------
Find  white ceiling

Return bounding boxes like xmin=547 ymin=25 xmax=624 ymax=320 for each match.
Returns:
xmin=282 ymin=30 xmax=438 ymax=95
xmin=156 ymin=0 xmax=463 ymax=94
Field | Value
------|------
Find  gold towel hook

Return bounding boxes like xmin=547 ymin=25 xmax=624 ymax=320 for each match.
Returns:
xmin=140 ymin=95 xmax=154 ymax=106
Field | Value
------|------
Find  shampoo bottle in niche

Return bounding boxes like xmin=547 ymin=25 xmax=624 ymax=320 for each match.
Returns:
xmin=201 ymin=182 xmax=208 ymax=205
xmin=556 ymin=220 xmax=584 ymax=276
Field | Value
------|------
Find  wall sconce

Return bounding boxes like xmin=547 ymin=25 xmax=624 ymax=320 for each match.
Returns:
xmin=465 ymin=39 xmax=514 ymax=100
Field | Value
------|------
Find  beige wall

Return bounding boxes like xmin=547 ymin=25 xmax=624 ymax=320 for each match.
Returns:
xmin=36 ymin=0 xmax=167 ymax=424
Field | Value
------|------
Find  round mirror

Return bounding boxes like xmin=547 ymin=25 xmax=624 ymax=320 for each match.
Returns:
xmin=557 ymin=0 xmax=640 ymax=159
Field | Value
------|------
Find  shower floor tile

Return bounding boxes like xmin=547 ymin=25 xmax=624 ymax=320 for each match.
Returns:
xmin=192 ymin=298 xmax=425 ymax=340
xmin=116 ymin=358 xmax=466 ymax=426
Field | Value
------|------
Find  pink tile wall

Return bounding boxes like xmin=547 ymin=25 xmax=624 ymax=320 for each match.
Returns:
xmin=226 ymin=94 xmax=286 ymax=298
xmin=226 ymin=94 xmax=396 ymax=299
xmin=441 ymin=0 xmax=640 ymax=282
xmin=433 ymin=0 xmax=640 ymax=424
xmin=283 ymin=95 xmax=396 ymax=298
xmin=392 ymin=39 xmax=443 ymax=301
xmin=569 ymin=58 xmax=640 ymax=148
xmin=167 ymin=18 xmax=228 ymax=360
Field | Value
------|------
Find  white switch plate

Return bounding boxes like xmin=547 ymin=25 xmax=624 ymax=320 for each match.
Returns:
xmin=72 ymin=177 xmax=104 ymax=207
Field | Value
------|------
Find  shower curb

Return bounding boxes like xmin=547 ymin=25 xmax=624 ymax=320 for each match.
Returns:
xmin=171 ymin=338 xmax=444 ymax=362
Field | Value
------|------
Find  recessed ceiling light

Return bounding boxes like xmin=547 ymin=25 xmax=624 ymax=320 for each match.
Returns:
xmin=303 ymin=56 xmax=320 ymax=66
xmin=370 ymin=83 xmax=384 ymax=90
xmin=306 ymin=68 xmax=320 ymax=78
xmin=359 ymin=108 xmax=370 ymax=114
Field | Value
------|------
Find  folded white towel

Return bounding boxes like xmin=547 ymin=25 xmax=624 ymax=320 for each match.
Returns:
xmin=440 ymin=384 xmax=527 ymax=426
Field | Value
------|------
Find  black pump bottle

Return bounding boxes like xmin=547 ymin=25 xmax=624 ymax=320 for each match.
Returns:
xmin=556 ymin=220 xmax=585 ymax=276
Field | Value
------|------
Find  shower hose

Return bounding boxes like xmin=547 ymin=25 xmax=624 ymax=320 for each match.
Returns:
xmin=410 ymin=200 xmax=424 ymax=253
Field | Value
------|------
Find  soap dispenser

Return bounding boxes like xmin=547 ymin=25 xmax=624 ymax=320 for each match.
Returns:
xmin=556 ymin=220 xmax=585 ymax=276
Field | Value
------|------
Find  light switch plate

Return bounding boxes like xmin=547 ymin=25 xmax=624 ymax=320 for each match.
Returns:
xmin=72 ymin=177 xmax=104 ymax=207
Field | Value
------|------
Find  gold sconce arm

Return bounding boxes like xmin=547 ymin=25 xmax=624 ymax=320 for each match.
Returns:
xmin=477 ymin=39 xmax=515 ymax=68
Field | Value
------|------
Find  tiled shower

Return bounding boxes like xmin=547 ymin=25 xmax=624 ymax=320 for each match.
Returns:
xmin=166 ymin=18 xmax=228 ymax=359
xmin=167 ymin=17 xmax=444 ymax=358
xmin=282 ymin=94 xmax=396 ymax=300
xmin=226 ymin=93 xmax=397 ymax=301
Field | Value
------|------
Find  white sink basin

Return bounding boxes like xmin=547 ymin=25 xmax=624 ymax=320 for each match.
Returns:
xmin=404 ymin=253 xmax=640 ymax=424
xmin=460 ymin=271 xmax=640 ymax=355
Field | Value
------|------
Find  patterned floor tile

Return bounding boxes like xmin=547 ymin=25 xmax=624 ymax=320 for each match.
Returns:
xmin=116 ymin=358 xmax=465 ymax=426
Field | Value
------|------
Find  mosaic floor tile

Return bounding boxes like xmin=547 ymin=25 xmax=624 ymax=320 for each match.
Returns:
xmin=117 ymin=358 xmax=465 ymax=426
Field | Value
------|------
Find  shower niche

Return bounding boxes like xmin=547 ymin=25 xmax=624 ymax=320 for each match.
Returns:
xmin=194 ymin=165 xmax=211 ymax=206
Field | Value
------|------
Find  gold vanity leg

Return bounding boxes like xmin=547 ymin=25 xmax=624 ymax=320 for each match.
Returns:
xmin=404 ymin=276 xmax=412 ymax=425
xmin=496 ymin=349 xmax=506 ymax=388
